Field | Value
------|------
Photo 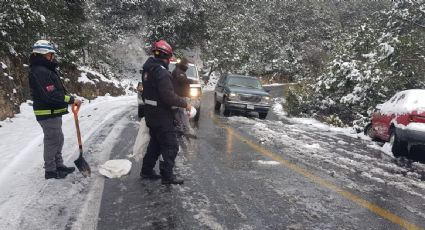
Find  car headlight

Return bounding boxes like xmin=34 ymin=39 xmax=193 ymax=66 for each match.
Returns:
xmin=229 ymin=92 xmax=238 ymax=100
xmin=190 ymin=87 xmax=200 ymax=97
xmin=262 ymin=96 xmax=270 ymax=102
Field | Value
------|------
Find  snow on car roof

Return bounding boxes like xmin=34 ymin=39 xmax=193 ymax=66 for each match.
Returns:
xmin=380 ymin=89 xmax=425 ymax=114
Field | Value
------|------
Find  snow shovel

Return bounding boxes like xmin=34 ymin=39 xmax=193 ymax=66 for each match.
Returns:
xmin=72 ymin=104 xmax=91 ymax=177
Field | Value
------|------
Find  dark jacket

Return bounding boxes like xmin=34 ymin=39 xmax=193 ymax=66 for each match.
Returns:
xmin=28 ymin=55 xmax=75 ymax=121
xmin=171 ymin=65 xmax=197 ymax=97
xmin=142 ymin=57 xmax=187 ymax=128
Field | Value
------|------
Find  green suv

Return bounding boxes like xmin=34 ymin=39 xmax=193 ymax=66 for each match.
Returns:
xmin=214 ymin=74 xmax=271 ymax=119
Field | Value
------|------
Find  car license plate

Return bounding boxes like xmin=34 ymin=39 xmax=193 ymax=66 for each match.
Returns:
xmin=247 ymin=104 xmax=254 ymax=110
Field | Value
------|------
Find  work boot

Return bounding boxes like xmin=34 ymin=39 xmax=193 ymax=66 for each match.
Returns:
xmin=57 ymin=166 xmax=76 ymax=174
xmin=161 ymin=175 xmax=184 ymax=185
xmin=45 ymin=170 xmax=68 ymax=180
xmin=140 ymin=170 xmax=162 ymax=180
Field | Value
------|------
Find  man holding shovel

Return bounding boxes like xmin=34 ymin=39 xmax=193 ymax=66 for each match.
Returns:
xmin=28 ymin=40 xmax=82 ymax=179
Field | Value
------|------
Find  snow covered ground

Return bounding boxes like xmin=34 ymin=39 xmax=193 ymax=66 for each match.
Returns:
xmin=1 ymin=92 xmax=424 ymax=229
xmin=226 ymin=100 xmax=425 ymax=206
xmin=0 ymin=95 xmax=140 ymax=230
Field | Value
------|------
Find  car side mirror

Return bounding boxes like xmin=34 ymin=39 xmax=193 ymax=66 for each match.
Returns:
xmin=376 ymin=104 xmax=383 ymax=110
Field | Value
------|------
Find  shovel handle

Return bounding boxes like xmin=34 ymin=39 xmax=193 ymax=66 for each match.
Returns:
xmin=72 ymin=103 xmax=80 ymax=115
xmin=72 ymin=104 xmax=83 ymax=147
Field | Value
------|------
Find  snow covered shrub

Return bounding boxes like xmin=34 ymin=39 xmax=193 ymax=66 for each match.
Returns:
xmin=323 ymin=114 xmax=345 ymax=127
xmin=284 ymin=85 xmax=313 ymax=117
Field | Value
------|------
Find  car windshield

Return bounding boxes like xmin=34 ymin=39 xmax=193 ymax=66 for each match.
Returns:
xmin=227 ymin=76 xmax=262 ymax=89
xmin=169 ymin=63 xmax=199 ymax=81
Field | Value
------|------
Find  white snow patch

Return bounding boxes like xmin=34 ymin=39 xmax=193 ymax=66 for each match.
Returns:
xmin=1 ymin=62 xmax=7 ymax=69
xmin=304 ymin=143 xmax=321 ymax=149
xmin=257 ymin=160 xmax=280 ymax=165
xmin=78 ymin=72 xmax=95 ymax=85
xmin=78 ymin=66 xmax=121 ymax=88
xmin=272 ymin=100 xmax=287 ymax=117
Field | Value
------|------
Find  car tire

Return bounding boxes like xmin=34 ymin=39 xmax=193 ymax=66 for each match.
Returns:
xmin=364 ymin=123 xmax=376 ymax=140
xmin=138 ymin=105 xmax=144 ymax=118
xmin=223 ymin=104 xmax=231 ymax=117
xmin=214 ymin=95 xmax=221 ymax=111
xmin=390 ymin=128 xmax=408 ymax=157
xmin=259 ymin=112 xmax=267 ymax=119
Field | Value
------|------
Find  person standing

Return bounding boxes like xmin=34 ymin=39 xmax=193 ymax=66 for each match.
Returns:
xmin=171 ymin=57 xmax=197 ymax=137
xmin=140 ymin=40 xmax=192 ymax=185
xmin=28 ymin=40 xmax=82 ymax=179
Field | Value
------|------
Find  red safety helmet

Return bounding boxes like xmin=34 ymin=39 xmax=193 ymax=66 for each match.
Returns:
xmin=152 ymin=40 xmax=173 ymax=58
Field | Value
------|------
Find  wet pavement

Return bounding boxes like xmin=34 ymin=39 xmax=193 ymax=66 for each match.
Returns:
xmin=97 ymin=89 xmax=425 ymax=230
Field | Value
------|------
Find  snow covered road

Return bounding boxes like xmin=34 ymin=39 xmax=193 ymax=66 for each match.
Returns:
xmin=0 ymin=91 xmax=424 ymax=230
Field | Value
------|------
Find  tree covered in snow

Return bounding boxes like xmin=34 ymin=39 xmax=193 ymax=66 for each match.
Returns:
xmin=295 ymin=1 xmax=425 ymax=128
xmin=1 ymin=0 xmax=424 ymax=125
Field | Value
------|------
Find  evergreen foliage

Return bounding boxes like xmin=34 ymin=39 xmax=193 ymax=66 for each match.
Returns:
xmin=0 ymin=0 xmax=424 ymax=126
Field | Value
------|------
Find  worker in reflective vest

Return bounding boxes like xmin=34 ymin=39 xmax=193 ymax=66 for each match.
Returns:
xmin=28 ymin=40 xmax=81 ymax=180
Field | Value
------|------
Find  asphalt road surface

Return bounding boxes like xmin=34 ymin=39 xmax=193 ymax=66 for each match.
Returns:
xmin=96 ymin=88 xmax=425 ymax=230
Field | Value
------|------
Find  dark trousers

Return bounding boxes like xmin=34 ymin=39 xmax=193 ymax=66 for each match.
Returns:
xmin=141 ymin=124 xmax=179 ymax=178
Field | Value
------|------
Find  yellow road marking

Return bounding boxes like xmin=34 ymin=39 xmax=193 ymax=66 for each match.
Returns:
xmin=211 ymin=113 xmax=424 ymax=230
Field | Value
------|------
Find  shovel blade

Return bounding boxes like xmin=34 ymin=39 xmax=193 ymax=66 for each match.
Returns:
xmin=74 ymin=155 xmax=91 ymax=177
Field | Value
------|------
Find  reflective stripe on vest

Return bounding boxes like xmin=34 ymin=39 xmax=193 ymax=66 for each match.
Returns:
xmin=34 ymin=108 xmax=67 ymax=116
xmin=64 ymin=95 xmax=71 ymax=103
xmin=145 ymin=99 xmax=157 ymax=106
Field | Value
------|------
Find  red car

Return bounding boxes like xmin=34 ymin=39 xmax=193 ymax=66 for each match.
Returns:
xmin=364 ymin=89 xmax=425 ymax=157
